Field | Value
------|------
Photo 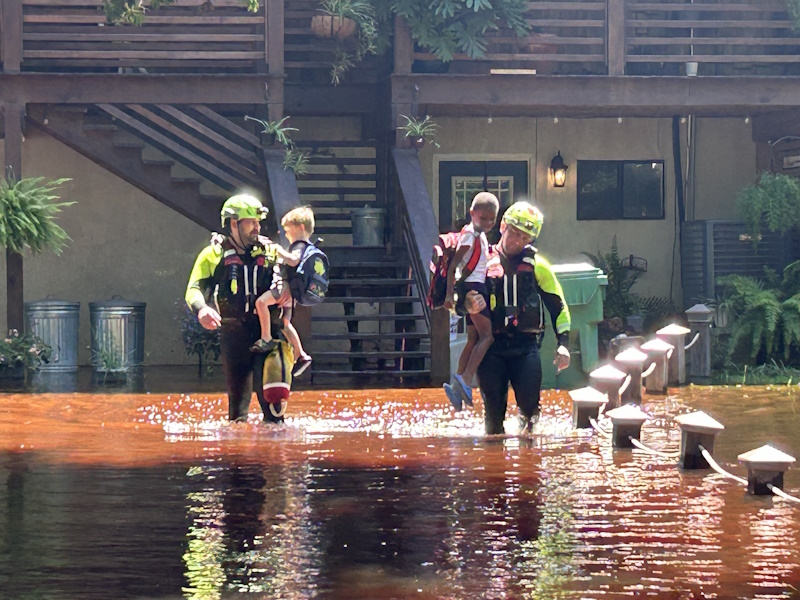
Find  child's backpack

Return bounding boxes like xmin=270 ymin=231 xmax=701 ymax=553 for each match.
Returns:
xmin=289 ymin=242 xmax=330 ymax=306
xmin=426 ymin=229 xmax=478 ymax=310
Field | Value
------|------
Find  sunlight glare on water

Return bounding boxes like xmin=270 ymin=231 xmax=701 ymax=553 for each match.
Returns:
xmin=0 ymin=384 xmax=799 ymax=599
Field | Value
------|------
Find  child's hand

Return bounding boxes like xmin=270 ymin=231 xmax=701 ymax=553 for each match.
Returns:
xmin=444 ymin=293 xmax=455 ymax=311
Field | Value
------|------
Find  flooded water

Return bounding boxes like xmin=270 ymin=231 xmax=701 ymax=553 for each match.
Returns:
xmin=1 ymin=384 xmax=799 ymax=599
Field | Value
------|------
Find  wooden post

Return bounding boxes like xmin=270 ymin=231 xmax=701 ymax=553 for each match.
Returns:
xmin=4 ymin=103 xmax=25 ymax=331
xmin=392 ymin=16 xmax=415 ymax=148
xmin=394 ymin=16 xmax=413 ymax=76
xmin=606 ymin=0 xmax=626 ymax=77
xmin=1 ymin=0 xmax=23 ymax=73
xmin=266 ymin=0 xmax=285 ymax=120
xmin=266 ymin=0 xmax=284 ymax=75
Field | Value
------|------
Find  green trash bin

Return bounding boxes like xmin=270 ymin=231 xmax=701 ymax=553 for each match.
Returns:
xmin=541 ymin=263 xmax=607 ymax=390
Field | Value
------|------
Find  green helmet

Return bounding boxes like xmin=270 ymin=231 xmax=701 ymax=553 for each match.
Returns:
xmin=502 ymin=201 xmax=543 ymax=239
xmin=220 ymin=194 xmax=268 ymax=227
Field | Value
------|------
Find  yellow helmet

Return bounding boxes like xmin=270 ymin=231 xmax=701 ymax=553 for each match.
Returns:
xmin=220 ymin=194 xmax=268 ymax=227
xmin=502 ymin=201 xmax=543 ymax=238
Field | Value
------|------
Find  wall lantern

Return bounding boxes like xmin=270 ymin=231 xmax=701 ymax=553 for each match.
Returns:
xmin=550 ymin=151 xmax=568 ymax=188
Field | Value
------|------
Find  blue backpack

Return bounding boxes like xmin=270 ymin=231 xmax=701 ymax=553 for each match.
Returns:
xmin=289 ymin=243 xmax=330 ymax=306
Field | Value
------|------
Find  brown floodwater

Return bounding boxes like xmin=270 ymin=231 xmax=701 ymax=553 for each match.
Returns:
xmin=1 ymin=383 xmax=799 ymax=599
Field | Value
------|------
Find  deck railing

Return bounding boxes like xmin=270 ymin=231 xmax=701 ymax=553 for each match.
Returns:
xmin=1 ymin=0 xmax=799 ymax=76
xmin=626 ymin=0 xmax=800 ymax=76
xmin=5 ymin=0 xmax=267 ymax=73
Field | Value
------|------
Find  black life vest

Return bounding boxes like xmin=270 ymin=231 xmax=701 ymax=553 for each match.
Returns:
xmin=216 ymin=237 xmax=276 ymax=318
xmin=485 ymin=244 xmax=545 ymax=336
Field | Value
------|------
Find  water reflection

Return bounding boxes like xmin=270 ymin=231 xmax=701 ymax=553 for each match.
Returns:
xmin=0 ymin=386 xmax=799 ymax=598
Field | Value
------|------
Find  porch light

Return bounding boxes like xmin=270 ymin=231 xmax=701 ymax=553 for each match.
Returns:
xmin=550 ymin=151 xmax=568 ymax=188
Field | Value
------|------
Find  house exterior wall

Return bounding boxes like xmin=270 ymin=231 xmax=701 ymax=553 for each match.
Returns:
xmin=417 ymin=116 xmax=756 ymax=303
xmin=0 ymin=128 xmax=209 ymax=366
xmin=0 ymin=116 xmax=756 ymax=364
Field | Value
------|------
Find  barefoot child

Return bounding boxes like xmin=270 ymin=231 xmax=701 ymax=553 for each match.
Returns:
xmin=443 ymin=192 xmax=499 ymax=409
xmin=250 ymin=206 xmax=315 ymax=377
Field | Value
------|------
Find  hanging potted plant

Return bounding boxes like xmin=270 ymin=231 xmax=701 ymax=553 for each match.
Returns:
xmin=398 ymin=114 xmax=440 ymax=149
xmin=311 ymin=0 xmax=369 ymax=39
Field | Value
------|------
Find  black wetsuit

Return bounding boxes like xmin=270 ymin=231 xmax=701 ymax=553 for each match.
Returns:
xmin=186 ymin=238 xmax=285 ymax=422
xmin=478 ymin=244 xmax=571 ymax=434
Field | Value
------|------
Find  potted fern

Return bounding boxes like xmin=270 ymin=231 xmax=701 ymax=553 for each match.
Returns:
xmin=398 ymin=114 xmax=440 ymax=149
xmin=0 ymin=171 xmax=75 ymax=332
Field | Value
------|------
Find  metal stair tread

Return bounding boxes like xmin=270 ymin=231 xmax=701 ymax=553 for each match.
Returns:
xmin=324 ymin=296 xmax=421 ymax=303
xmin=313 ymin=351 xmax=430 ymax=359
xmin=311 ymin=314 xmax=426 ymax=322
xmin=329 ymin=278 xmax=414 ymax=285
xmin=313 ymin=332 xmax=428 ymax=341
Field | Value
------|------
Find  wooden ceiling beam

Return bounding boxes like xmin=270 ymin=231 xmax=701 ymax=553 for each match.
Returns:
xmin=0 ymin=73 xmax=277 ymax=105
xmin=392 ymin=75 xmax=800 ymax=117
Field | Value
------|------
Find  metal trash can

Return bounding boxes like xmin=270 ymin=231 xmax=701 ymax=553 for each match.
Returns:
xmin=24 ymin=296 xmax=80 ymax=372
xmin=89 ymin=296 xmax=146 ymax=371
xmin=351 ymin=206 xmax=386 ymax=246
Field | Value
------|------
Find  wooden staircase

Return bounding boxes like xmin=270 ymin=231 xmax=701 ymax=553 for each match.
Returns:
xmin=27 ymin=104 xmax=264 ymax=231
xmin=28 ymin=105 xmax=433 ymax=385
xmin=295 ymin=140 xmax=431 ymax=384
xmin=306 ymin=246 xmax=431 ymax=385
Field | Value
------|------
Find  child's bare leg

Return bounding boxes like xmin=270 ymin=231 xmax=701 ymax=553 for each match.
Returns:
xmin=254 ymin=292 xmax=277 ymax=343
xmin=281 ymin=312 xmax=306 ymax=360
xmin=461 ymin=312 xmax=493 ymax=387
xmin=457 ymin=325 xmax=478 ymax=379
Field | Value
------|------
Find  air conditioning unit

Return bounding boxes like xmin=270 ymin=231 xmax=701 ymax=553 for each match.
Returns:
xmin=681 ymin=220 xmax=798 ymax=308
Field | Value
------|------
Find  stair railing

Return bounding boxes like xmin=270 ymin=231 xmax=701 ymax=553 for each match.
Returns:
xmin=390 ymin=147 xmax=451 ymax=385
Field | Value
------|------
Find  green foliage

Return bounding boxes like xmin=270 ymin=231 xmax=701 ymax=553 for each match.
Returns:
xmin=0 ymin=172 xmax=75 ymax=255
xmin=717 ymin=260 xmax=800 ymax=363
xmin=103 ymin=0 xmax=175 ymax=25
xmin=0 ymin=329 xmax=52 ymax=371
xmin=282 ymin=148 xmax=311 ymax=177
xmin=244 ymin=115 xmax=298 ymax=147
xmin=389 ymin=0 xmax=530 ymax=62
xmin=319 ymin=0 xmax=381 ymax=84
xmin=712 ymin=359 xmax=800 ymax=386
xmin=787 ymin=0 xmax=800 ymax=30
xmin=103 ymin=0 xmax=258 ymax=25
xmin=582 ymin=236 xmax=641 ymax=320
xmin=398 ymin=114 xmax=440 ymax=147
xmin=735 ymin=171 xmax=800 ymax=246
xmin=178 ymin=304 xmax=221 ymax=377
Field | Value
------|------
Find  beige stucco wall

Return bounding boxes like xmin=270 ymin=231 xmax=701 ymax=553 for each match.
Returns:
xmin=0 ymin=128 xmax=210 ymax=365
xmin=692 ymin=117 xmax=756 ymax=220
xmin=1 ymin=114 xmax=756 ymax=364
xmin=417 ymin=116 xmax=756 ymax=303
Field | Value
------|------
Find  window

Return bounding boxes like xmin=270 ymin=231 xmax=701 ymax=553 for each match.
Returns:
xmin=577 ymin=160 xmax=665 ymax=220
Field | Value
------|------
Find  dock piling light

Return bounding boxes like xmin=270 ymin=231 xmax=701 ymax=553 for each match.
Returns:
xmin=605 ymin=404 xmax=649 ymax=448
xmin=685 ymin=304 xmax=714 ymax=381
xmin=588 ymin=364 xmax=630 ymax=410
xmin=640 ymin=338 xmax=674 ymax=394
xmin=738 ymin=445 xmax=796 ymax=495
xmin=674 ymin=411 xmax=725 ymax=469
xmin=656 ymin=323 xmax=691 ymax=385
xmin=613 ymin=347 xmax=650 ymax=404
xmin=569 ymin=386 xmax=609 ymax=429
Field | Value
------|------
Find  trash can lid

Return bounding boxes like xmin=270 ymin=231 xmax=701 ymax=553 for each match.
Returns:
xmin=552 ymin=262 xmax=608 ymax=306
xmin=89 ymin=295 xmax=146 ymax=309
xmin=25 ymin=296 xmax=80 ymax=309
